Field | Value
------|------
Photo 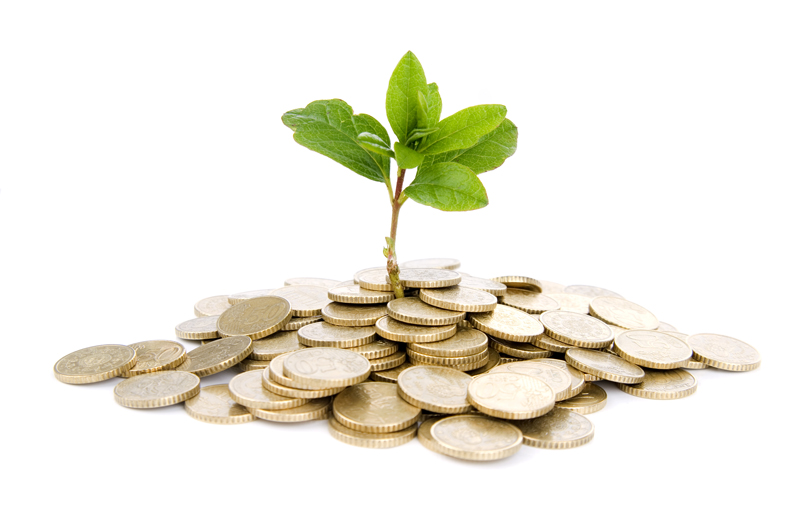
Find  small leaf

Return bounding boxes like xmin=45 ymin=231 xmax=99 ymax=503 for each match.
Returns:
xmin=406 ymin=127 xmax=439 ymax=145
xmin=386 ymin=51 xmax=428 ymax=144
xmin=418 ymin=119 xmax=517 ymax=174
xmin=357 ymin=132 xmax=395 ymax=158
xmin=417 ymin=105 xmax=506 ymax=155
xmin=426 ymin=83 xmax=442 ymax=126
xmin=394 ymin=142 xmax=424 ymax=169
xmin=416 ymin=90 xmax=429 ymax=129
xmin=404 ymin=162 xmax=488 ymax=211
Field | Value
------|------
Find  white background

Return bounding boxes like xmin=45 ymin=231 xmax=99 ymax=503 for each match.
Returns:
xmin=1 ymin=1 xmax=797 ymax=507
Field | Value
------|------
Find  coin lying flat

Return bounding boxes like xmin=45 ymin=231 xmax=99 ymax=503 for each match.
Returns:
xmin=281 ymin=315 xmax=323 ymax=331
xmin=328 ymin=417 xmax=417 ymax=449
xmin=328 ymin=284 xmax=395 ymax=304
xmin=397 ymin=366 xmax=473 ymax=414
xmin=347 ymin=338 xmax=399 ymax=360
xmin=263 ymin=354 xmax=345 ymax=399
xmin=370 ymin=351 xmax=407 ymax=371
xmin=175 ymin=316 xmax=220 ymax=340
xmin=614 ymin=330 xmax=693 ymax=369
xmin=333 ymin=382 xmax=421 ymax=432
xmin=249 ymin=397 xmax=332 ymax=423
xmin=194 ymin=295 xmax=232 ymax=318
xmin=271 ymin=285 xmax=332 ymax=316
xmin=370 ymin=362 xmax=414 ymax=383
xmin=488 ymin=337 xmax=551 ymax=360
xmin=547 ymin=293 xmax=593 ymax=314
xmin=250 ymin=330 xmax=305 ymax=360
xmin=539 ymin=311 xmax=615 ymax=349
xmin=54 ymin=345 xmax=137 ymax=384
xmin=501 ymin=288 xmax=560 ymax=314
xmin=420 ymin=414 xmax=523 ymax=461
xmin=228 ymin=289 xmax=276 ymax=305
xmin=228 ymin=370 xmax=308 ymax=409
xmin=467 ymin=348 xmax=501 ymax=376
xmin=124 ymin=340 xmax=186 ymax=377
xmin=184 ymin=385 xmax=255 ymax=424
xmin=492 ymin=276 xmax=542 ymax=293
xmin=114 ymin=371 xmax=201 ymax=408
xmin=217 ymin=296 xmax=292 ymax=340
xmin=284 ymin=277 xmax=341 ymax=289
xmin=467 ymin=372 xmax=555 ymax=419
xmin=515 ymin=407 xmax=595 ymax=449
xmin=297 ymin=322 xmax=376 ymax=348
xmin=589 ymin=296 xmax=659 ymax=330
xmin=407 ymin=349 xmax=488 ymax=367
xmin=354 ymin=268 xmax=393 ymax=292
xmin=387 ymin=297 xmax=466 ymax=326
xmin=457 ymin=275 xmax=507 ymax=297
xmin=322 ymin=302 xmax=387 ymax=326
xmin=282 ymin=347 xmax=372 ymax=389
xmin=468 ymin=304 xmax=545 ymax=342
xmin=395 ymin=269 xmax=461 ymax=289
xmin=490 ymin=361 xmax=572 ymax=401
xmin=688 ymin=333 xmax=761 ymax=372
xmin=555 ymin=383 xmax=607 ymax=415
xmin=683 ymin=359 xmax=708 ymax=370
xmin=617 ymin=369 xmax=698 ymax=400
xmin=375 ymin=316 xmax=458 ymax=343
xmin=407 ymin=327 xmax=488 ymax=358
xmin=238 ymin=358 xmax=271 ymax=371
xmin=400 ymin=258 xmax=461 ymax=270
xmin=175 ymin=335 xmax=254 ymax=378
xmin=418 ymin=286 xmax=497 ymax=313
xmin=565 ymin=348 xmax=645 ymax=384
xmin=564 ymin=285 xmax=623 ymax=299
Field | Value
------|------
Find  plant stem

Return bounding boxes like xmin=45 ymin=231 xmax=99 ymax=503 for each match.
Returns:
xmin=386 ymin=168 xmax=406 ymax=299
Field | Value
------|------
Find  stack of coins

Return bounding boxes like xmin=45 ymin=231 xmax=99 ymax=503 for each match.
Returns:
xmin=53 ymin=257 xmax=762 ymax=461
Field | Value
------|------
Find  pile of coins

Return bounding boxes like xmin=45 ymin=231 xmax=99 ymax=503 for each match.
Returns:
xmin=53 ymin=257 xmax=762 ymax=461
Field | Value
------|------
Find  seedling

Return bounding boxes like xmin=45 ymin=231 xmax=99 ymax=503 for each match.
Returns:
xmin=282 ymin=51 xmax=517 ymax=297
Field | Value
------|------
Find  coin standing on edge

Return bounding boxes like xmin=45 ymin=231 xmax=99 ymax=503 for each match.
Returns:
xmin=54 ymin=345 xmax=137 ymax=385
xmin=114 ymin=371 xmax=201 ymax=408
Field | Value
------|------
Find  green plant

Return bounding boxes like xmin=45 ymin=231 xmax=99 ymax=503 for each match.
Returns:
xmin=282 ymin=51 xmax=517 ymax=298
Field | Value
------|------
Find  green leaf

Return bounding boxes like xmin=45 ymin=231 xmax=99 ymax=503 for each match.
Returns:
xmin=426 ymin=83 xmax=442 ymax=126
xmin=406 ymin=127 xmax=439 ymax=145
xmin=282 ymin=99 xmax=391 ymax=183
xmin=416 ymin=90 xmax=429 ymax=129
xmin=417 ymin=105 xmax=506 ymax=155
xmin=418 ymin=119 xmax=517 ymax=174
xmin=357 ymin=132 xmax=395 ymax=158
xmin=386 ymin=51 xmax=427 ymax=144
xmin=404 ymin=162 xmax=488 ymax=211
xmin=394 ymin=142 xmax=424 ymax=169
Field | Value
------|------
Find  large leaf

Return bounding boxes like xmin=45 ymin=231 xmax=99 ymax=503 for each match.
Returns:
xmin=417 ymin=105 xmax=506 ymax=155
xmin=426 ymin=83 xmax=442 ymax=126
xmin=418 ymin=119 xmax=517 ymax=174
xmin=282 ymin=99 xmax=391 ymax=183
xmin=386 ymin=51 xmax=427 ymax=144
xmin=404 ymin=162 xmax=488 ymax=211
xmin=394 ymin=142 xmax=424 ymax=169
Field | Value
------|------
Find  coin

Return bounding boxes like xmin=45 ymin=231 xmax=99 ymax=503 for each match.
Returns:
xmin=547 ymin=293 xmax=593 ymax=314
xmin=498 ymin=353 xmax=521 ymax=365
xmin=322 ymin=302 xmax=387 ymax=326
xmin=297 ymin=322 xmax=376 ymax=348
xmin=397 ymin=366 xmax=473 ymax=414
xmin=124 ymin=340 xmax=186 ymax=377
xmin=354 ymin=267 xmax=393 ymax=292
xmin=54 ymin=345 xmax=137 ymax=384
xmin=194 ymin=295 xmax=231 ymax=318
xmin=407 ymin=326 xmax=488 ymax=358
xmin=555 ymin=383 xmax=607 ymax=415
xmin=400 ymin=258 xmax=461 ymax=270
xmin=271 ymin=285 xmax=332 ymax=316
xmin=614 ymin=330 xmax=693 ymax=369
xmin=282 ymin=347 xmax=372 ymax=389
xmin=490 ymin=360 xmax=573 ymax=401
xmin=488 ymin=337 xmax=551 ymax=360
xmin=683 ymin=359 xmax=708 ymax=370
xmin=564 ymin=285 xmax=623 ymax=299
xmin=387 ymin=297 xmax=465 ymax=325
xmin=467 ymin=372 xmax=554 ymax=419
xmin=539 ymin=310 xmax=615 ymax=349
xmin=465 ymin=348 xmax=500 ymax=376
xmin=217 ymin=296 xmax=292 ymax=339
xmin=394 ymin=269 xmax=461 ymax=289
xmin=457 ymin=275 xmax=508 ymax=297
xmin=515 ymin=407 xmax=595 ymax=449
xmin=184 ymin=385 xmax=255 ymax=424
xmin=657 ymin=322 xmax=679 ymax=332
xmin=175 ymin=335 xmax=254 ymax=377
xmin=538 ymin=281 xmax=566 ymax=294
xmin=281 ymin=315 xmax=324 ymax=331
xmin=617 ymin=369 xmax=698 ymax=400
xmin=584 ymin=373 xmax=602 ymax=381
xmin=238 ymin=358 xmax=271 ymax=371
xmin=418 ymin=286 xmax=497 ymax=313
xmin=532 ymin=358 xmax=586 ymax=399
xmin=370 ymin=351 xmax=407 ymax=371
xmin=249 ymin=397 xmax=332 ymax=423
xmin=328 ymin=283 xmax=395 ymax=304
xmin=491 ymin=275 xmax=542 ymax=292
xmin=228 ymin=289 xmax=275 ymax=305
xmin=369 ymin=362 xmax=414 ymax=383
xmin=663 ymin=331 xmax=690 ymax=344
xmin=687 ymin=333 xmax=761 ymax=371
xmin=532 ymin=333 xmax=572 ymax=353
xmin=228 ymin=370 xmax=308 ymax=409
xmin=263 ymin=355 xmax=345 ymax=398
xmin=501 ymin=288 xmax=560 ymax=314
xmin=468 ymin=304 xmax=545 ymax=342
xmin=333 ymin=382 xmax=421 ymax=432
xmin=347 ymin=338 xmax=399 ymax=360
xmin=328 ymin=417 xmax=417 ymax=449
xmin=374 ymin=316 xmax=458 ymax=343
xmin=114 ymin=371 xmax=200 ymax=408
xmin=589 ymin=296 xmax=659 ymax=330
xmin=421 ymin=414 xmax=523 ymax=461
xmin=250 ymin=330 xmax=305 ymax=360
xmin=175 ymin=316 xmax=220 ymax=340
xmin=565 ymin=348 xmax=645 ymax=384
xmin=407 ymin=349 xmax=489 ymax=367
xmin=284 ymin=277 xmax=341 ymax=288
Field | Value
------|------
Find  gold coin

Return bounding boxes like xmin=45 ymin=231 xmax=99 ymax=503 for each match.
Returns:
xmin=468 ymin=304 xmax=545 ymax=342
xmin=400 ymin=258 xmax=461 ymax=270
xmin=249 ymin=397 xmax=332 ymax=423
xmin=284 ymin=277 xmax=341 ymax=288
xmin=684 ymin=359 xmax=708 ymax=370
xmin=547 ymin=293 xmax=593 ymax=314
xmin=584 ymin=373 xmax=602 ymax=381
xmin=217 ymin=296 xmax=292 ymax=339
xmin=54 ymin=345 xmax=137 ymax=384
xmin=514 ymin=407 xmax=595 ymax=449
xmin=555 ymin=383 xmax=607 ymax=415
xmin=565 ymin=348 xmax=645 ymax=384
xmin=657 ymin=322 xmax=679 ymax=332
xmin=490 ymin=360 xmax=573 ymax=401
xmin=531 ymin=358 xmax=586 ymax=399
xmin=374 ymin=316 xmax=458 ymax=343
xmin=491 ymin=275 xmax=542 ymax=292
xmin=239 ymin=358 xmax=271 ymax=371
xmin=370 ymin=362 xmax=414 ymax=383
xmin=271 ymin=285 xmax=332 ymax=316
xmin=347 ymin=338 xmax=399 ymax=360
xmin=281 ymin=315 xmax=323 ymax=331
xmin=411 ymin=355 xmax=489 ymax=372
xmin=498 ymin=353 xmax=521 ymax=364
xmin=418 ymin=286 xmax=497 ymax=313
xmin=539 ymin=310 xmax=615 ymax=349
xmin=387 ymin=297 xmax=465 ymax=326
xmin=564 ymin=285 xmax=623 ymax=299
xmin=327 ymin=283 xmax=395 ymax=304
xmin=228 ymin=370 xmax=308 ymax=409
xmin=538 ymin=280 xmax=566 ymax=294
xmin=397 ymin=365 xmax=474 ymax=414
xmin=488 ymin=336 xmax=551 ymax=359
xmin=370 ymin=351 xmax=407 ymax=371
xmin=184 ymin=385 xmax=255 ymax=424
xmin=395 ymin=268 xmax=461 ymax=289
xmin=532 ymin=333 xmax=572 ymax=353
xmin=194 ymin=295 xmax=231 ymax=318
xmin=124 ymin=340 xmax=186 ymax=377
xmin=297 ymin=322 xmax=376 ymax=348
xmin=322 ymin=302 xmax=387 ymax=326
xmin=228 ymin=289 xmax=276 ymax=305
xmin=617 ymin=368 xmax=698 ymax=400
xmin=687 ymin=333 xmax=761 ymax=371
xmin=467 ymin=348 xmax=501 ymax=376
xmin=420 ymin=414 xmax=523 ymax=461
xmin=589 ymin=296 xmax=659 ymax=330
xmin=333 ymin=382 xmax=421 ymax=432
xmin=501 ymin=288 xmax=560 ymax=314
xmin=175 ymin=335 xmax=253 ymax=378
xmin=467 ymin=372 xmax=554 ymax=419
xmin=407 ymin=349 xmax=488 ymax=367
xmin=614 ymin=330 xmax=693 ymax=369
xmin=407 ymin=326 xmax=488 ymax=357
xmin=354 ymin=267 xmax=393 ymax=292
xmin=457 ymin=275 xmax=508 ymax=297
xmin=262 ymin=358 xmax=344 ymax=398
xmin=328 ymin=417 xmax=417 ymax=449
xmin=175 ymin=316 xmax=220 ymax=340
xmin=250 ymin=330 xmax=305 ymax=360
xmin=282 ymin=347 xmax=372 ymax=389
xmin=114 ymin=371 xmax=200 ymax=408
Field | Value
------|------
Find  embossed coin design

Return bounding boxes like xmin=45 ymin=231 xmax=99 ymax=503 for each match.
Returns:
xmin=114 ymin=371 xmax=200 ymax=408
xmin=264 ymin=353 xmax=345 ymax=398
xmin=565 ymin=348 xmax=645 ymax=384
xmin=407 ymin=327 xmax=489 ymax=358
xmin=589 ymin=296 xmax=659 ymax=330
xmin=617 ymin=369 xmax=698 ymax=400
xmin=397 ymin=366 xmax=473 ymax=414
xmin=374 ymin=316 xmax=458 ymax=343
xmin=467 ymin=372 xmax=555 ymax=419
xmin=250 ymin=330 xmax=305 ymax=360
xmin=270 ymin=285 xmax=331 ymax=316
xmin=175 ymin=335 xmax=253 ymax=378
xmin=501 ymin=288 xmax=560 ymax=314
xmin=456 ymin=275 xmax=508 ymax=297
xmin=687 ymin=333 xmax=761 ymax=371
xmin=228 ymin=370 xmax=307 ymax=409
xmin=418 ymin=286 xmax=498 ymax=313
xmin=322 ymin=302 xmax=387 ymax=326
xmin=184 ymin=385 xmax=255 ymax=424
xmin=400 ymin=258 xmax=461 ymax=270
xmin=328 ymin=417 xmax=417 ymax=449
xmin=125 ymin=340 xmax=186 ymax=377
xmin=515 ymin=407 xmax=595 ymax=449
xmin=531 ymin=359 xmax=586 ymax=399
xmin=175 ymin=316 xmax=220 ymax=340
xmin=387 ymin=297 xmax=466 ymax=325
xmin=468 ymin=304 xmax=545 ymax=342
xmin=614 ymin=330 xmax=693 ymax=369
xmin=54 ymin=345 xmax=137 ymax=384
xmin=333 ymin=382 xmax=421 ymax=432
xmin=555 ymin=383 xmax=607 ymax=415
xmin=216 ymin=296 xmax=292 ymax=340
xmin=297 ymin=322 xmax=376 ymax=348
xmin=539 ymin=310 xmax=615 ymax=349
xmin=194 ymin=295 xmax=232 ymax=318
xmin=282 ymin=348 xmax=372 ymax=389
xmin=490 ymin=361 xmax=572 ymax=401
xmin=394 ymin=268 xmax=461 ymax=289
xmin=421 ymin=414 xmax=523 ymax=461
